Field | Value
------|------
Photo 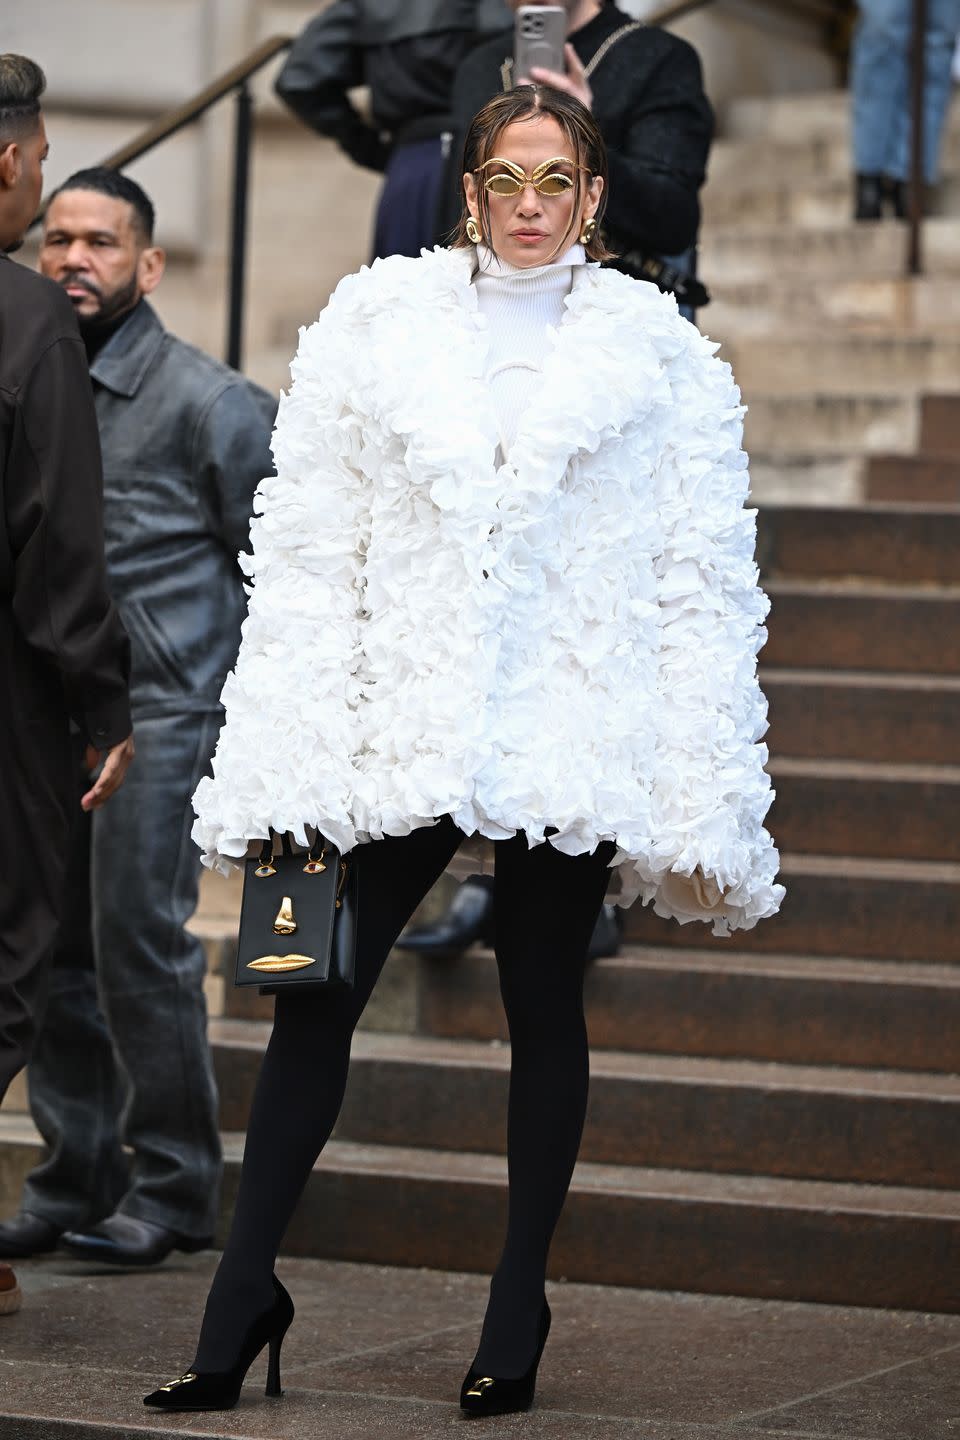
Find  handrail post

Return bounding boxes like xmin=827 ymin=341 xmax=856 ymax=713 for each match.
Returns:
xmin=226 ymin=80 xmax=253 ymax=370
xmin=907 ymin=0 xmax=927 ymax=276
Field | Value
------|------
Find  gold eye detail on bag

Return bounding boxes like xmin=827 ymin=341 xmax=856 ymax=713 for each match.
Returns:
xmin=255 ymin=859 xmax=277 ymax=878
xmin=273 ymin=896 xmax=297 ymax=936
xmin=303 ymin=843 xmax=328 ymax=875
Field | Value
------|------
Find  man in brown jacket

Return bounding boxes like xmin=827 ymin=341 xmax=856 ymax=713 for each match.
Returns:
xmin=0 ymin=54 xmax=133 ymax=1314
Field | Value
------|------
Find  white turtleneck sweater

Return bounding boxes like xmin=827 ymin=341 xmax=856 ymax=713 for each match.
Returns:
xmin=473 ymin=242 xmax=587 ymax=458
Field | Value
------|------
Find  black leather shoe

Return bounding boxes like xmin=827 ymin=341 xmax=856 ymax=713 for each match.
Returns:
xmin=143 ymin=1275 xmax=294 ymax=1412
xmin=855 ymin=172 xmax=884 ymax=220
xmin=60 ymin=1214 xmax=212 ymax=1267
xmin=395 ymin=875 xmax=495 ymax=956
xmin=587 ymin=904 xmax=622 ymax=962
xmin=0 ymin=1211 xmax=64 ymax=1259
xmin=460 ymin=1301 xmax=551 ymax=1416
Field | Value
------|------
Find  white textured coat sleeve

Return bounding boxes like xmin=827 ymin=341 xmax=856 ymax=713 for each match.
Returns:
xmin=191 ymin=290 xmax=369 ymax=869
xmin=648 ymin=329 xmax=784 ymax=934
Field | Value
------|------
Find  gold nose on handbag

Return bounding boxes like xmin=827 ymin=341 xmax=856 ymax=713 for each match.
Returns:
xmin=273 ymin=896 xmax=297 ymax=936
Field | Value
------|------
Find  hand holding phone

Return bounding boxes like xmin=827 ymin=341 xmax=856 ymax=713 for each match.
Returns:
xmin=514 ymin=6 xmax=566 ymax=80
xmin=514 ymin=8 xmax=594 ymax=112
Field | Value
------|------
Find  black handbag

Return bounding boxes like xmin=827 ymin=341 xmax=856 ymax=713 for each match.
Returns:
xmin=234 ymin=833 xmax=358 ymax=995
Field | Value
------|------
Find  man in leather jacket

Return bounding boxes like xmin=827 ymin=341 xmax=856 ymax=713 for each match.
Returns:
xmin=0 ymin=168 xmax=276 ymax=1270
xmin=275 ymin=0 xmax=510 ymax=258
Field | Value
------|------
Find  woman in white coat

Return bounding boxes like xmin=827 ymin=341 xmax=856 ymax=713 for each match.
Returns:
xmin=145 ymin=86 xmax=783 ymax=1419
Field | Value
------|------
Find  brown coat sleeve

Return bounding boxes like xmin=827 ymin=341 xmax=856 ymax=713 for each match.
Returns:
xmin=8 ymin=331 xmax=131 ymax=748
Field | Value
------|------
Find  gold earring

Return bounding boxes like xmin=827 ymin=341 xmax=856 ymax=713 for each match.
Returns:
xmin=580 ymin=216 xmax=597 ymax=246
xmin=466 ymin=216 xmax=483 ymax=245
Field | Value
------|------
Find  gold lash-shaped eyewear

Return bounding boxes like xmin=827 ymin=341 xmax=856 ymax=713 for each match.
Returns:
xmin=477 ymin=156 xmax=591 ymax=196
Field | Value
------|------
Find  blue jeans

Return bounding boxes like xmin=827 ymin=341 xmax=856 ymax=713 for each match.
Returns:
xmin=851 ymin=0 xmax=960 ymax=181
xmin=21 ymin=712 xmax=222 ymax=1237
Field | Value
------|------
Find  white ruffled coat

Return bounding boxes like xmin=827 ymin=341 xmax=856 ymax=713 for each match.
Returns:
xmin=193 ymin=246 xmax=785 ymax=936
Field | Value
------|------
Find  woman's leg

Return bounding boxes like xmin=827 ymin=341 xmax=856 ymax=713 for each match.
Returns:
xmin=473 ymin=832 xmax=615 ymax=1378
xmin=193 ymin=818 xmax=462 ymax=1370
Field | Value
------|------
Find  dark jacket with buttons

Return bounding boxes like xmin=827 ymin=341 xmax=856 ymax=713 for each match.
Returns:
xmin=88 ymin=300 xmax=276 ymax=720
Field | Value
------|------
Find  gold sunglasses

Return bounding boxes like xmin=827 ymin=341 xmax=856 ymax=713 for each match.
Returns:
xmin=477 ymin=156 xmax=590 ymax=197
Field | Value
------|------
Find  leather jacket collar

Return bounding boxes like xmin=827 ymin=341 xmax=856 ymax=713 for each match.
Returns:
xmin=88 ymin=298 xmax=165 ymax=398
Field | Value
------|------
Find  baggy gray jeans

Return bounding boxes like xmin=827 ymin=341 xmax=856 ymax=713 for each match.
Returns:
xmin=21 ymin=711 xmax=222 ymax=1238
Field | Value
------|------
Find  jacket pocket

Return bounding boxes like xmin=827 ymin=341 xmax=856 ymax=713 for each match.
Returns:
xmin=121 ymin=598 xmax=190 ymax=696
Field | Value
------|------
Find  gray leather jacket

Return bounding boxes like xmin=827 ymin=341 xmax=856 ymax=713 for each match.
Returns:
xmin=89 ymin=300 xmax=276 ymax=719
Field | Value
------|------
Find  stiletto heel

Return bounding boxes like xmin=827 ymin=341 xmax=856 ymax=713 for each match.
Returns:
xmin=265 ymin=1332 xmax=283 ymax=1397
xmin=460 ymin=1300 xmax=551 ymax=1417
xmin=143 ymin=1275 xmax=294 ymax=1412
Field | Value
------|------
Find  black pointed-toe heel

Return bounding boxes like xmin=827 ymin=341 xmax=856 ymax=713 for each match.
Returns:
xmin=143 ymin=1275 xmax=294 ymax=1413
xmin=460 ymin=1300 xmax=551 ymax=1417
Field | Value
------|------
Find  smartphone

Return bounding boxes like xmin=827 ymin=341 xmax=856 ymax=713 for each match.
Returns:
xmin=514 ymin=5 xmax=566 ymax=80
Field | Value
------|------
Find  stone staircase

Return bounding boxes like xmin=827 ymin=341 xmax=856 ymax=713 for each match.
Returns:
xmin=3 ymin=84 xmax=960 ymax=1318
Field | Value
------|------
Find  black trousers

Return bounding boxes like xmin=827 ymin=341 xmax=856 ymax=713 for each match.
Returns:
xmin=195 ymin=816 xmax=615 ymax=1377
xmin=0 ymin=638 xmax=75 ymax=1104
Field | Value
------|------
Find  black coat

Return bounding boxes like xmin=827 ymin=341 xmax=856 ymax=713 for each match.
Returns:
xmin=0 ymin=254 xmax=131 ymax=1090
xmin=275 ymin=0 xmax=511 ymax=169
xmin=438 ymin=5 xmax=714 ymax=258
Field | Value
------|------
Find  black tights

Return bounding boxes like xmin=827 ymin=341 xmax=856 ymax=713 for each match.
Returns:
xmin=194 ymin=818 xmax=614 ymax=1378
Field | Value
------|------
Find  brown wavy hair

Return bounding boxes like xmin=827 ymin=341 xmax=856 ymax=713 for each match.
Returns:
xmin=451 ymin=85 xmax=616 ymax=264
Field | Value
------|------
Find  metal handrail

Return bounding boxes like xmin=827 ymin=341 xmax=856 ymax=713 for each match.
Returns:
xmin=97 ymin=35 xmax=291 ymax=174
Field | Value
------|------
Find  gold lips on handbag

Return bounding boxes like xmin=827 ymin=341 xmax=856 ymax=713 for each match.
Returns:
xmin=234 ymin=833 xmax=357 ymax=993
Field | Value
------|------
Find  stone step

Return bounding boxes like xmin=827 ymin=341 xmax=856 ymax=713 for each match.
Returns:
xmin=209 ymin=1024 xmax=960 ymax=1190
xmin=707 ymin=129 xmax=960 ymax=190
xmin=730 ymin=336 xmax=960 ymax=398
xmin=770 ymin=758 xmax=960 ymax=862
xmin=704 ymin=175 xmax=960 ymax=230
xmin=420 ymin=947 xmax=960 ymax=1073
xmin=701 ymin=218 xmax=960 ymax=284
xmin=748 ymin=454 xmax=867 ymax=506
xmin=626 ymin=854 xmax=960 ymax=964
xmin=763 ymin=579 xmax=960 ymax=673
xmin=865 ymin=454 xmax=960 ymax=503
xmin=708 ymin=275 xmax=960 ymax=342
xmin=744 ymin=394 xmax=918 ymax=458
xmin=763 ymin=668 xmax=960 ymax=765
xmin=3 ymin=1116 xmax=955 ymax=1311
xmin=725 ymin=86 xmax=960 ymax=151
xmin=757 ymin=502 xmax=960 ymax=583
xmin=920 ymin=394 xmax=960 ymax=454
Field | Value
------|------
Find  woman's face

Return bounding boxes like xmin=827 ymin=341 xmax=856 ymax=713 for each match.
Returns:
xmin=463 ymin=113 xmax=603 ymax=269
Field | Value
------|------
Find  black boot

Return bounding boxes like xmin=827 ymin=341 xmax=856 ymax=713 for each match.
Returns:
xmin=395 ymin=874 xmax=495 ymax=956
xmin=854 ymin=172 xmax=883 ymax=220
xmin=586 ymin=904 xmax=622 ymax=962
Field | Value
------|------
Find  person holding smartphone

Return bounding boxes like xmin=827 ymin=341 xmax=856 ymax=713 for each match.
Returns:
xmin=438 ymin=1 xmax=712 ymax=285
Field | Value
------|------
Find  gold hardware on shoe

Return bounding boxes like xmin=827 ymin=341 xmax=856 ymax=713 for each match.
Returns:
xmin=466 ymin=1377 xmax=495 ymax=1398
xmin=247 ymin=954 xmax=317 ymax=973
xmin=255 ymin=860 xmax=277 ymax=878
xmin=273 ymin=897 xmax=297 ymax=935
xmin=159 ymin=1374 xmax=197 ymax=1392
